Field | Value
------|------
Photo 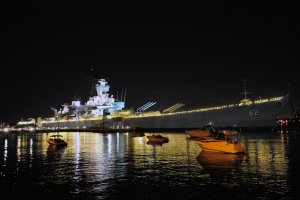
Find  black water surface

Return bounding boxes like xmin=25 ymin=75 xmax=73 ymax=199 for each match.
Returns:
xmin=0 ymin=131 xmax=299 ymax=199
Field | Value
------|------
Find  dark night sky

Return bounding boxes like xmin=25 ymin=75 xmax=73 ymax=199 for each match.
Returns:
xmin=0 ymin=3 xmax=299 ymax=122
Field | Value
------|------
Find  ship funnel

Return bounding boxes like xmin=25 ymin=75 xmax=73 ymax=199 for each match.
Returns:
xmin=163 ymin=103 xmax=185 ymax=113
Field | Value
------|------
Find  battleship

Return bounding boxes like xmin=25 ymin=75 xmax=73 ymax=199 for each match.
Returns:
xmin=40 ymin=78 xmax=295 ymax=130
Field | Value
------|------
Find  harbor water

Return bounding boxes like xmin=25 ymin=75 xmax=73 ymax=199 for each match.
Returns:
xmin=0 ymin=131 xmax=299 ymax=199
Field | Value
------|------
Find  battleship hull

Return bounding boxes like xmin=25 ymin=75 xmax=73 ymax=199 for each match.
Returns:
xmin=122 ymin=100 xmax=291 ymax=129
xmin=42 ymin=96 xmax=294 ymax=130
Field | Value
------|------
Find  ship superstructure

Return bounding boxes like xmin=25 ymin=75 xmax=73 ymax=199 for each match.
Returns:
xmin=54 ymin=79 xmax=125 ymax=119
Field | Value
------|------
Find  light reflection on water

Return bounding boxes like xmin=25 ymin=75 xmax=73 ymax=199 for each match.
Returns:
xmin=0 ymin=131 xmax=298 ymax=199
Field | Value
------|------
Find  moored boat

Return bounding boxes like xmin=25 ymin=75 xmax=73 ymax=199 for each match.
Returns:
xmin=185 ymin=130 xmax=211 ymax=139
xmin=47 ymin=134 xmax=67 ymax=146
xmin=196 ymin=130 xmax=246 ymax=154
xmin=146 ymin=140 xmax=165 ymax=146
xmin=129 ymin=131 xmax=145 ymax=137
xmin=146 ymin=134 xmax=169 ymax=143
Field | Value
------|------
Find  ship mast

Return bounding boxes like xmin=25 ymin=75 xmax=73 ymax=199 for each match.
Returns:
xmin=240 ymin=79 xmax=252 ymax=104
xmin=241 ymin=79 xmax=251 ymax=99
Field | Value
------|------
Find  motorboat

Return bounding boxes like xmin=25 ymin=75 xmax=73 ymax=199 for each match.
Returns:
xmin=185 ymin=129 xmax=211 ymax=139
xmin=146 ymin=134 xmax=169 ymax=143
xmin=196 ymin=130 xmax=246 ymax=154
xmin=47 ymin=134 xmax=67 ymax=146
xmin=185 ymin=125 xmax=216 ymax=139
xmin=129 ymin=131 xmax=145 ymax=137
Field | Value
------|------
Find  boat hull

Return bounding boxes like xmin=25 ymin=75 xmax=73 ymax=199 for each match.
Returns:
xmin=129 ymin=131 xmax=145 ymax=137
xmin=47 ymin=139 xmax=67 ymax=146
xmin=121 ymin=98 xmax=292 ymax=128
xmin=197 ymin=140 xmax=246 ymax=154
xmin=146 ymin=136 xmax=169 ymax=143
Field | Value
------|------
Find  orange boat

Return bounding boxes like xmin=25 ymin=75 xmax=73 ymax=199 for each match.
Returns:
xmin=196 ymin=130 xmax=246 ymax=154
